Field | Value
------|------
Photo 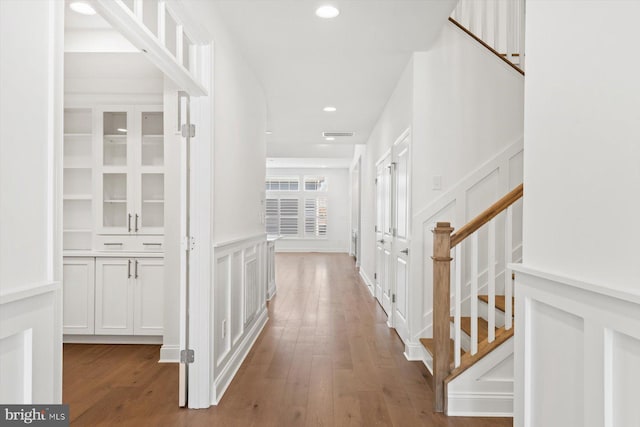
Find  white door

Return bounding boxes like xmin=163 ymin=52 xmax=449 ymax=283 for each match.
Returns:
xmin=95 ymin=258 xmax=133 ymax=335
xmin=62 ymin=258 xmax=95 ymax=335
xmin=375 ymin=154 xmax=393 ymax=316
xmin=133 ymin=258 xmax=164 ymax=335
xmin=391 ymin=133 xmax=411 ymax=341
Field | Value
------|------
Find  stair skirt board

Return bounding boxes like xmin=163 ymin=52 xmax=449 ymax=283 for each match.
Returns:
xmin=404 ymin=341 xmax=430 ymax=364
xmin=445 ymin=335 xmax=514 ymax=417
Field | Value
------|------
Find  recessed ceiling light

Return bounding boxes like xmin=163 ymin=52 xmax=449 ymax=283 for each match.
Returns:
xmin=315 ymin=5 xmax=340 ymax=19
xmin=265 ymin=131 xmax=273 ymax=135
xmin=323 ymin=106 xmax=337 ymax=112
xmin=117 ymin=128 xmax=127 ymax=133
xmin=325 ymin=137 xmax=335 ymax=141
xmin=70 ymin=2 xmax=97 ymax=15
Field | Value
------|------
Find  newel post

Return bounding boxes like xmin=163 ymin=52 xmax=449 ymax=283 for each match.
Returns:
xmin=432 ymin=222 xmax=454 ymax=413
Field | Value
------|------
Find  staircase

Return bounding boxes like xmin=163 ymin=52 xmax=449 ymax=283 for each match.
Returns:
xmin=422 ymin=184 xmax=523 ymax=415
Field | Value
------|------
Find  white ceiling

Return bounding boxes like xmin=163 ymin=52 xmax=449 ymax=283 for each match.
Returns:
xmin=210 ymin=0 xmax=456 ymax=159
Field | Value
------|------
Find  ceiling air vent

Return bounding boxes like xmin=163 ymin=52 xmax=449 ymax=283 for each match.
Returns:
xmin=322 ymin=132 xmax=355 ymax=138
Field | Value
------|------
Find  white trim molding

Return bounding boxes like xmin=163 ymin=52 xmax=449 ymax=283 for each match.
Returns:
xmin=511 ymin=264 xmax=640 ymax=427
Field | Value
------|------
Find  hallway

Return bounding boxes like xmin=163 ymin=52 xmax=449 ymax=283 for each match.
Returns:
xmin=63 ymin=253 xmax=511 ymax=426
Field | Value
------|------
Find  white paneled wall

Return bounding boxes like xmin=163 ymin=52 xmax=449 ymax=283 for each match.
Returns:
xmin=409 ymin=139 xmax=523 ymax=342
xmin=210 ymin=234 xmax=269 ymax=404
xmin=513 ymin=265 xmax=640 ymax=427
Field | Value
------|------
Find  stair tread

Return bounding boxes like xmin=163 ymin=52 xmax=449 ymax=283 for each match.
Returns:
xmin=420 ymin=338 xmax=463 ymax=366
xmin=478 ymin=295 xmax=515 ymax=315
xmin=450 ymin=316 xmax=494 ymax=342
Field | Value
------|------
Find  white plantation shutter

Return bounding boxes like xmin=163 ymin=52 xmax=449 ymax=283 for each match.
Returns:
xmin=279 ymin=198 xmax=299 ymax=235
xmin=305 ymin=197 xmax=327 ymax=237
xmin=266 ymin=198 xmax=279 ymax=235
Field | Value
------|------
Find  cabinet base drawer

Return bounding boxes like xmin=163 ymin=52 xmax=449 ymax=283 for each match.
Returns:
xmin=95 ymin=235 xmax=164 ymax=252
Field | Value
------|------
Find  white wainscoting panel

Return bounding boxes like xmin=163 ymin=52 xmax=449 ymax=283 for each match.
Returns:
xmin=0 ymin=283 xmax=62 ymax=404
xmin=211 ymin=234 xmax=269 ymax=404
xmin=512 ymin=264 xmax=640 ymax=427
xmin=411 ymin=139 xmax=523 ymax=341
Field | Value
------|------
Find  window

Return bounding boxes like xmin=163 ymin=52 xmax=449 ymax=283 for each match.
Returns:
xmin=266 ymin=176 xmax=299 ymax=191
xmin=265 ymin=175 xmax=328 ymax=238
xmin=304 ymin=197 xmax=328 ymax=237
xmin=304 ymin=176 xmax=327 ymax=191
xmin=265 ymin=197 xmax=299 ymax=236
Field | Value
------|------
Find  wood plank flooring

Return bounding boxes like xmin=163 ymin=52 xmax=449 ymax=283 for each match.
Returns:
xmin=63 ymin=253 xmax=512 ymax=426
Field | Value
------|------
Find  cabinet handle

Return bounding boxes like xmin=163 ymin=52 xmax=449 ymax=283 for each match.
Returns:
xmin=128 ymin=214 xmax=132 ymax=232
xmin=127 ymin=259 xmax=132 ymax=278
xmin=135 ymin=214 xmax=139 ymax=232
xmin=134 ymin=260 xmax=139 ymax=279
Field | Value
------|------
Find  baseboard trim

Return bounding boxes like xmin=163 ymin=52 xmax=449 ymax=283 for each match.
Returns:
xmin=404 ymin=341 xmax=425 ymax=361
xmin=159 ymin=344 xmax=180 ymax=363
xmin=359 ymin=270 xmax=375 ymax=297
xmin=211 ymin=308 xmax=268 ymax=405
xmin=275 ymin=248 xmax=348 ymax=253
xmin=447 ymin=391 xmax=513 ymax=417
xmin=267 ymin=287 xmax=277 ymax=301
xmin=63 ymin=335 xmax=163 ymax=345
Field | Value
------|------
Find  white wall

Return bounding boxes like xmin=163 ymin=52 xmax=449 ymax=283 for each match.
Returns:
xmin=267 ymin=167 xmax=351 ymax=253
xmin=212 ymin=26 xmax=267 ymax=244
xmin=0 ymin=0 xmax=64 ymax=403
xmin=523 ymin=1 xmax=640 ymax=291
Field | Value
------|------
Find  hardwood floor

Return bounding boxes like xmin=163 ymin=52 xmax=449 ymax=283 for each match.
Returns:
xmin=63 ymin=253 xmax=512 ymax=426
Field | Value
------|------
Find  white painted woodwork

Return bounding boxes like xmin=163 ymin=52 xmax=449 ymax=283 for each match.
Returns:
xmin=95 ymin=258 xmax=133 ymax=334
xmin=92 ymin=0 xmax=207 ymax=96
xmin=62 ymin=258 xmax=95 ymax=334
xmin=451 ymin=0 xmax=525 ymax=68
xmin=487 ymin=218 xmax=496 ymax=342
xmin=266 ymin=239 xmax=277 ymax=300
xmin=391 ymin=130 xmax=411 ymax=341
xmin=504 ymin=206 xmax=513 ymax=330
xmin=133 ymin=258 xmax=164 ymax=335
xmin=375 ymin=153 xmax=394 ymax=317
xmin=469 ymin=233 xmax=479 ymax=355
xmin=454 ymin=245 xmax=462 ymax=368
xmin=211 ymin=234 xmax=269 ymax=404
xmin=447 ymin=336 xmax=514 ymax=416
xmin=513 ymin=265 xmax=640 ymax=427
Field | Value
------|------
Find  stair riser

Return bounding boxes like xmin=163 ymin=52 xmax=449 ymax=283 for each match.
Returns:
xmin=477 ymin=300 xmax=507 ymax=327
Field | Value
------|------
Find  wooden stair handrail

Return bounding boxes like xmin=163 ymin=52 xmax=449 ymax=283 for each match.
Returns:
xmin=448 ymin=17 xmax=525 ymax=77
xmin=451 ymin=183 xmax=523 ymax=247
xmin=430 ymin=183 xmax=523 ymax=413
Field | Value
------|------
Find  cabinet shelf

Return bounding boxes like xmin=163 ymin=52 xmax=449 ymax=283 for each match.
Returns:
xmin=64 ymin=133 xmax=92 ymax=138
xmin=64 ymin=194 xmax=92 ymax=200
xmin=143 ymin=199 xmax=164 ymax=204
xmin=104 ymin=199 xmax=127 ymax=203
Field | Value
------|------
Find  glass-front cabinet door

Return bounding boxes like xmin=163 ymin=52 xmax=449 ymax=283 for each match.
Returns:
xmin=136 ymin=108 xmax=164 ymax=234
xmin=96 ymin=106 xmax=164 ymax=236
xmin=98 ymin=107 xmax=135 ymax=234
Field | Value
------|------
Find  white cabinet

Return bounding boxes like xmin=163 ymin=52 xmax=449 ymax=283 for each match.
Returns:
xmin=95 ymin=258 xmax=133 ymax=334
xmin=134 ymin=258 xmax=164 ymax=335
xmin=96 ymin=106 xmax=164 ymax=237
xmin=94 ymin=257 xmax=164 ymax=336
xmin=63 ymin=258 xmax=95 ymax=334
